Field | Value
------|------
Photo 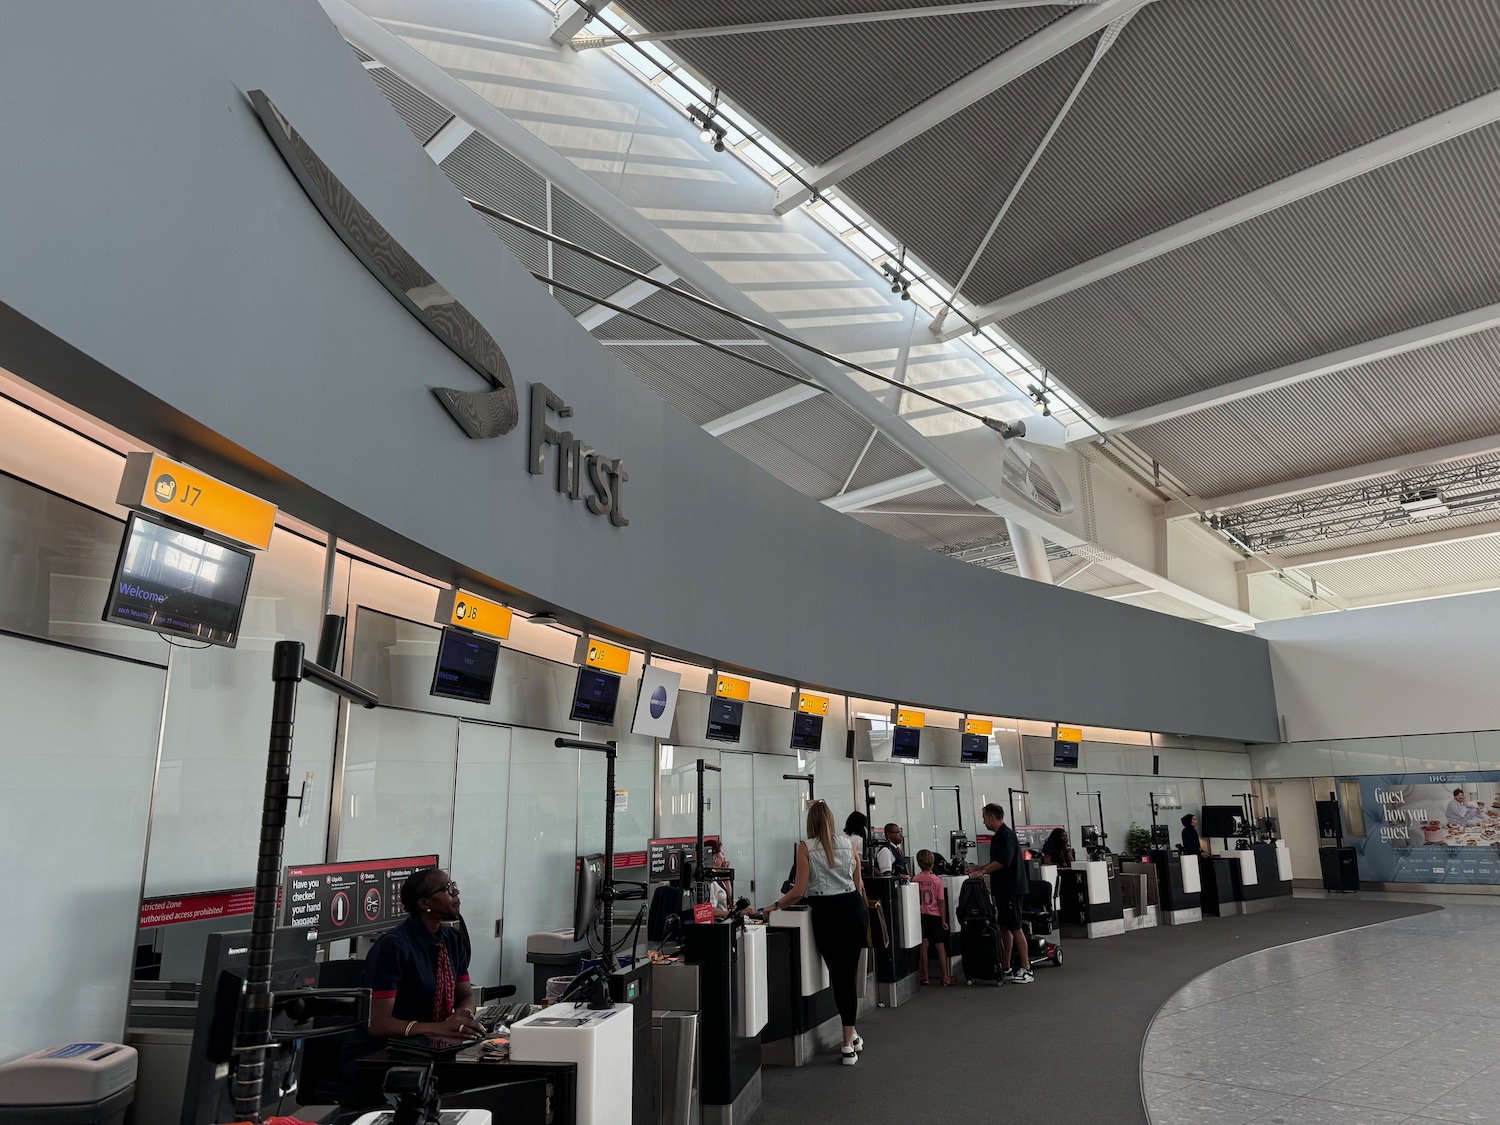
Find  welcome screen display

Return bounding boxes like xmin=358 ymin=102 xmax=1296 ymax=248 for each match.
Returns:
xmin=104 ymin=515 xmax=254 ymax=647
xmin=430 ymin=629 xmax=501 ymax=704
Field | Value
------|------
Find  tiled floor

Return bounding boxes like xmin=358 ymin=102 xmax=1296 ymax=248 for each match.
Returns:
xmin=1142 ymin=898 xmax=1500 ymax=1125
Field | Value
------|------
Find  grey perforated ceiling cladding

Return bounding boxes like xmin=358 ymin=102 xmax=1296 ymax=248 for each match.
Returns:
xmin=617 ymin=1 xmax=1068 ymax=164
xmin=368 ymin=68 xmax=452 ymax=143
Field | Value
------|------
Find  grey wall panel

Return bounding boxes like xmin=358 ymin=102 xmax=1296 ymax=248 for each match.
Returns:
xmin=0 ymin=0 xmax=1277 ymax=742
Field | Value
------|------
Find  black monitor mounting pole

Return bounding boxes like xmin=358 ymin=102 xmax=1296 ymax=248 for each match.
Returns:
xmin=783 ymin=773 xmax=815 ymax=804
xmin=233 ymin=641 xmax=379 ymax=1119
xmin=930 ymin=786 xmax=963 ymax=835
xmin=1076 ymin=790 xmax=1106 ymax=845
xmin=557 ymin=738 xmax=620 ymax=969
xmin=694 ymin=759 xmax=723 ymax=906
xmin=1007 ymin=787 xmax=1029 ymax=828
xmin=863 ymin=780 xmax=892 ymax=865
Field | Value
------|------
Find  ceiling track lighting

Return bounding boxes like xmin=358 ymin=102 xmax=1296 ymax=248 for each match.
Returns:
xmin=880 ymin=256 xmax=912 ymax=301
xmin=690 ymin=90 xmax=727 ymax=152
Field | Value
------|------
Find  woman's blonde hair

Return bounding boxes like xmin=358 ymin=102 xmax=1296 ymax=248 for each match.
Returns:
xmin=806 ymin=799 xmax=837 ymax=867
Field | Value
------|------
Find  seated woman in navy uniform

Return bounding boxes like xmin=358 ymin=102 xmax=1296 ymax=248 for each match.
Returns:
xmin=338 ymin=868 xmax=483 ymax=1095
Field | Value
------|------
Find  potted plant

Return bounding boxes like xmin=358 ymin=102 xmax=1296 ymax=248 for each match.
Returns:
xmin=1124 ymin=822 xmax=1153 ymax=859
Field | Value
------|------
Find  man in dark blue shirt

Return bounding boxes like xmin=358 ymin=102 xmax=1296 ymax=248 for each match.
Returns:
xmin=966 ymin=803 xmax=1032 ymax=983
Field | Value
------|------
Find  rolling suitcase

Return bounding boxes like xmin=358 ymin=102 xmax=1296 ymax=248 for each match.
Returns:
xmin=956 ymin=879 xmax=1004 ymax=985
xmin=961 ymin=920 xmax=1005 ymax=985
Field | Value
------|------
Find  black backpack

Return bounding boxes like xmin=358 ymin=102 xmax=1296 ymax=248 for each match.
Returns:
xmin=955 ymin=878 xmax=997 ymax=924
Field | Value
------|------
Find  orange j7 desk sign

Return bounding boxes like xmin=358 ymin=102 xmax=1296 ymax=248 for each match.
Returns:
xmin=117 ymin=452 xmax=276 ymax=550
xmin=436 ymin=589 xmax=513 ymax=640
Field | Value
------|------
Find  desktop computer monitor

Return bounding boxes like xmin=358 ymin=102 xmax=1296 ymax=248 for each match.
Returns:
xmin=574 ymin=854 xmax=605 ymax=942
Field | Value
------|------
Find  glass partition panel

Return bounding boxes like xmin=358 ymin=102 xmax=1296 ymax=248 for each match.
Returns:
xmin=0 ymin=633 xmax=164 ymax=1062
xmin=338 ymin=706 xmax=458 ymax=864
xmin=659 ymin=744 xmax=721 ymax=841
xmin=902 ymin=766 xmax=938 ymax=860
xmin=145 ymin=528 xmax=338 ymax=896
xmin=502 ymin=729 xmax=579 ymax=996
xmin=0 ymin=470 xmax=168 ymax=664
xmin=858 ymin=761 xmax=911 ymax=856
xmin=804 ymin=738 xmax=854 ymax=826
xmin=752 ymin=755 xmax=809 ymax=903
xmin=452 ymin=722 xmax=511 ymax=991
xmin=719 ymin=753 xmax=756 ymax=900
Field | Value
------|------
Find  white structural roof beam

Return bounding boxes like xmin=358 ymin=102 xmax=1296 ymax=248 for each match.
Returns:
xmin=937 ymin=87 xmax=1500 ymax=340
xmin=823 ymin=469 xmax=941 ymax=512
xmin=575 ymin=266 xmax=679 ymax=330
xmin=1200 ymin=432 xmax=1500 ymax=513
xmin=772 ymin=0 xmax=1151 ymax=214
xmin=1262 ymin=516 xmax=1500 ymax=570
xmin=550 ymin=1 xmax=598 ymax=44
xmin=703 ymin=384 xmax=824 ymax=436
xmin=932 ymin=10 xmax=1135 ymax=332
xmin=1093 ymin=301 xmax=1500 ymax=436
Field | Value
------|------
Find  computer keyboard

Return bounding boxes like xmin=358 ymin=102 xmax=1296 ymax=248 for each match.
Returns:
xmin=477 ymin=1000 xmax=539 ymax=1033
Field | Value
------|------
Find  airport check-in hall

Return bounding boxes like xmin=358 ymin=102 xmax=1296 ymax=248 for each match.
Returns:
xmin=5 ymin=2 xmax=1500 ymax=1124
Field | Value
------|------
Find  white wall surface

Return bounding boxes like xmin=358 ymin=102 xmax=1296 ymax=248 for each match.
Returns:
xmin=1258 ymin=590 xmax=1500 ymax=741
xmin=0 ymin=635 xmax=164 ymax=1063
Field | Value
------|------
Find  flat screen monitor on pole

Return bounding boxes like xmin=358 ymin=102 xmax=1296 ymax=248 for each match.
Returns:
xmin=1053 ymin=740 xmax=1080 ymax=769
xmin=102 ymin=512 xmax=255 ymax=647
xmin=574 ymin=854 xmax=605 ymax=942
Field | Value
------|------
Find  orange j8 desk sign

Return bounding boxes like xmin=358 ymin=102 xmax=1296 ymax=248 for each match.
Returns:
xmin=797 ymin=693 xmax=830 ymax=715
xmin=436 ymin=589 xmax=513 ymax=640
xmin=896 ymin=708 xmax=926 ymax=728
xmin=965 ymin=718 xmax=994 ymax=736
xmin=117 ymin=453 xmax=276 ymax=550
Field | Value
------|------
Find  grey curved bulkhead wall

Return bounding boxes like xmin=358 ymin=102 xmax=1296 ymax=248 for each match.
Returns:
xmin=0 ymin=0 xmax=1278 ymax=741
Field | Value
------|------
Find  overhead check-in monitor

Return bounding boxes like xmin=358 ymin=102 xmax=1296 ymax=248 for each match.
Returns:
xmin=570 ymin=667 xmax=622 ymax=725
xmin=429 ymin=627 xmax=501 ymax=704
xmin=891 ymin=726 xmax=921 ymax=761
xmin=960 ymin=733 xmax=990 ymax=764
xmin=790 ymin=711 xmax=824 ymax=751
xmin=706 ymin=697 xmax=744 ymax=743
xmin=1053 ymin=725 xmax=1082 ymax=769
xmin=102 ymin=512 xmax=255 ymax=647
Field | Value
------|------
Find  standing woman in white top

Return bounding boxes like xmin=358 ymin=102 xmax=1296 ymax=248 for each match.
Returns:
xmin=761 ymin=800 xmax=868 ymax=1066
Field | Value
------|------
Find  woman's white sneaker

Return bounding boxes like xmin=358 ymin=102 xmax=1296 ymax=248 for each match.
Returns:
xmin=851 ymin=1035 xmax=864 ymax=1053
xmin=841 ymin=1047 xmax=859 ymax=1066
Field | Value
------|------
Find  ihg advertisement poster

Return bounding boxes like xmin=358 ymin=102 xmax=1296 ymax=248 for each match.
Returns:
xmin=1347 ymin=772 xmax=1500 ymax=883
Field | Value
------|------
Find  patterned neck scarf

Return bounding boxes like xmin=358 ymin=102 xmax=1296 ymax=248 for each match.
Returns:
xmin=432 ymin=938 xmax=456 ymax=1022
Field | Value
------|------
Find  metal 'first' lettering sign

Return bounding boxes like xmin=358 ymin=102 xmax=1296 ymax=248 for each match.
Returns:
xmin=529 ymin=383 xmax=628 ymax=527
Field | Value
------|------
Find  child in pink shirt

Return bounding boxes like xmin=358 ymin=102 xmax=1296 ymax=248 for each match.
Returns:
xmin=913 ymin=850 xmax=954 ymax=985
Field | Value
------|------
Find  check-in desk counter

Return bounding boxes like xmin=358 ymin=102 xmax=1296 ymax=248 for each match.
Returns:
xmin=1229 ymin=842 xmax=1295 ymax=913
xmin=682 ymin=922 xmax=763 ymax=1125
xmin=864 ymin=876 xmax=921 ymax=1008
xmin=1198 ymin=856 xmax=1236 ymax=916
xmin=1114 ymin=863 xmax=1160 ymax=932
xmin=1059 ymin=860 xmax=1125 ymax=938
xmin=357 ymin=1049 xmax=577 ymax=1124
xmin=762 ymin=908 xmax=838 ymax=1067
xmin=1148 ymin=851 xmax=1202 ymax=924
xmin=943 ymin=874 xmax=968 ymax=965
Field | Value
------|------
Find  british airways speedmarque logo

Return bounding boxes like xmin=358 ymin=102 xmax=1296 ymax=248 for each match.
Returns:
xmin=248 ymin=89 xmax=518 ymax=440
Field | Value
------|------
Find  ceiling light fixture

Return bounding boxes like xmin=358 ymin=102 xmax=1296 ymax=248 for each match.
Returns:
xmin=689 ymin=89 xmax=727 ymax=152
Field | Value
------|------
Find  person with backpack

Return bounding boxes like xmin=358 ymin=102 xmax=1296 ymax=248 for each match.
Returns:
xmin=761 ymin=800 xmax=869 ymax=1066
xmin=965 ymin=803 xmax=1033 ymax=983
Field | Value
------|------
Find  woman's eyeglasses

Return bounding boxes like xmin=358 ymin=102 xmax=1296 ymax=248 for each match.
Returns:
xmin=424 ymin=881 xmax=460 ymax=898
